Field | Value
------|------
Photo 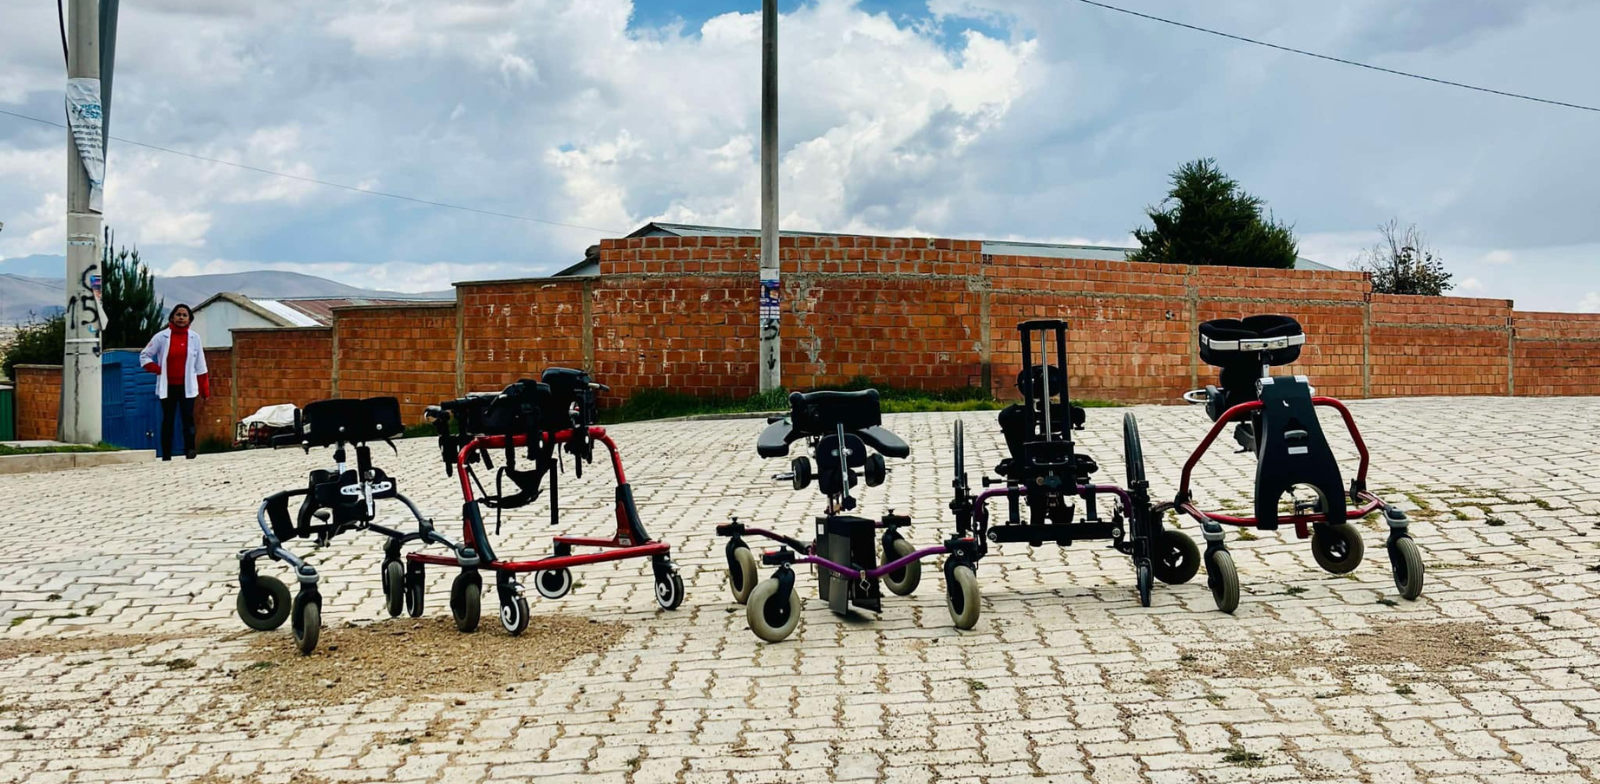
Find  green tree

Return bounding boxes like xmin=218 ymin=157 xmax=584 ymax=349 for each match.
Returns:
xmin=1 ymin=313 xmax=66 ymax=381
xmin=98 ymin=227 xmax=166 ymax=349
xmin=1355 ymin=219 xmax=1453 ymax=296
xmin=1128 ymin=158 xmax=1298 ymax=269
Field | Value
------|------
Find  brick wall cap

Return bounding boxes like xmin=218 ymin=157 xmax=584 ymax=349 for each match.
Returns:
xmin=12 ymin=364 xmax=65 ymax=370
xmin=330 ymin=301 xmax=458 ymax=312
xmin=230 ymin=326 xmax=333 ymax=334
xmin=455 ymin=274 xmax=600 ymax=288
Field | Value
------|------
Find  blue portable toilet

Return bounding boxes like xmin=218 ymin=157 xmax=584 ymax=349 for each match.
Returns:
xmin=101 ymin=350 xmax=162 ymax=452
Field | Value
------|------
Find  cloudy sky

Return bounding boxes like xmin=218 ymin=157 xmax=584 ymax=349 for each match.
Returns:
xmin=1 ymin=0 xmax=1596 ymax=310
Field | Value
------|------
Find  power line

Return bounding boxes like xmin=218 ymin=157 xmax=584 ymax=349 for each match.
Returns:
xmin=0 ymin=107 xmax=628 ymax=234
xmin=1073 ymin=0 xmax=1600 ymax=114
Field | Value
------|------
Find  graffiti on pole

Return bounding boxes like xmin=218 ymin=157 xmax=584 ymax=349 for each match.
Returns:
xmin=64 ymin=261 xmax=104 ymax=355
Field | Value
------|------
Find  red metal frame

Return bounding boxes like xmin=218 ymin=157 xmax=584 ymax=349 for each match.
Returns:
xmin=407 ymin=425 xmax=669 ymax=573
xmin=1171 ymin=396 xmax=1385 ymax=539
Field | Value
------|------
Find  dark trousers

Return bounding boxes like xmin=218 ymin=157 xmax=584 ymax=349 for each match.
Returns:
xmin=161 ymin=380 xmax=196 ymax=458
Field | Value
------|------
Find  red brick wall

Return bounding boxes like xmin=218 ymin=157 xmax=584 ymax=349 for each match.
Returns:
xmin=335 ymin=303 xmax=458 ymax=422
xmin=196 ymin=347 xmax=234 ymax=445
xmin=233 ymin=328 xmax=333 ymax=417
xmin=459 ymin=279 xmax=589 ymax=395
xmin=1370 ymin=295 xmax=1512 ymax=397
xmin=13 ymin=365 xmax=61 ymax=440
xmin=197 ymin=232 xmax=1600 ymax=418
xmin=1513 ymin=311 xmax=1600 ymax=397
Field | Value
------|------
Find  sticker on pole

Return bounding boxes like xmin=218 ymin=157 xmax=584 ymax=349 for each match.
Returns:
xmin=66 ymin=78 xmax=105 ymax=213
xmin=759 ymin=279 xmax=780 ymax=322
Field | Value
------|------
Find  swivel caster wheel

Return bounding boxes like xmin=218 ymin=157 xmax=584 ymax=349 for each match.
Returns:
xmin=236 ymin=574 xmax=291 ymax=632
xmin=381 ymin=559 xmax=404 ymax=618
xmin=655 ymin=570 xmax=685 ymax=611
xmin=727 ymin=545 xmax=759 ymax=605
xmin=404 ymin=561 xmax=426 ymax=618
xmin=1135 ymin=561 xmax=1154 ymax=608
xmin=450 ymin=572 xmax=481 ymax=633
xmin=500 ymin=594 xmax=531 ymax=636
xmin=881 ymin=536 xmax=921 ymax=597
xmin=946 ymin=565 xmax=980 ymax=630
xmin=536 ymin=567 xmax=573 ymax=600
xmin=1206 ymin=550 xmax=1240 ymax=614
xmin=746 ymin=577 xmax=801 ymax=643
xmin=291 ymin=591 xmax=321 ymax=655
xmin=1311 ymin=524 xmax=1365 ymax=574
xmin=1152 ymin=529 xmax=1201 ymax=585
xmin=1389 ymin=537 xmax=1425 ymax=601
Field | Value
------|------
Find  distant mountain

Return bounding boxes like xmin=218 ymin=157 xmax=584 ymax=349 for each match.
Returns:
xmin=0 ymin=256 xmax=453 ymax=324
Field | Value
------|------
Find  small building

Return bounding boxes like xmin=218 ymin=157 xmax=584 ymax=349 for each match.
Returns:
xmin=551 ymin=222 xmax=1335 ymax=277
xmin=189 ymin=293 xmax=419 ymax=347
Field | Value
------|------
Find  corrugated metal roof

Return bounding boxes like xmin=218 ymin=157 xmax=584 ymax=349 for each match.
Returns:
xmin=254 ymin=299 xmax=322 ymax=327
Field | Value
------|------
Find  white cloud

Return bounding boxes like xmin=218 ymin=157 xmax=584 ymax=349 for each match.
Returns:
xmin=1455 ymin=277 xmax=1485 ymax=294
xmin=1483 ymin=250 xmax=1516 ymax=265
xmin=1580 ymin=292 xmax=1600 ymax=313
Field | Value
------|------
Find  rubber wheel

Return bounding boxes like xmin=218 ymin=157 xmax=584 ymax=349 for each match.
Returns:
xmin=291 ymin=593 xmax=321 ymax=655
xmin=1390 ymin=537 xmax=1425 ymax=601
xmin=536 ymin=568 xmax=573 ymax=600
xmin=882 ymin=537 xmax=922 ymax=596
xmin=746 ymin=578 xmax=801 ymax=643
xmin=1311 ymin=524 xmax=1365 ymax=574
xmin=1136 ymin=562 xmax=1153 ymax=607
xmin=728 ymin=546 xmax=759 ymax=605
xmin=1153 ymin=529 xmax=1202 ymax=585
xmin=655 ymin=571 xmax=685 ymax=610
xmin=947 ymin=565 xmax=980 ymax=630
xmin=236 ymin=574 xmax=291 ymax=632
xmin=864 ymin=453 xmax=887 ymax=487
xmin=791 ymin=457 xmax=812 ymax=491
xmin=1123 ymin=413 xmax=1145 ymax=487
xmin=1207 ymin=550 xmax=1240 ymax=614
xmin=450 ymin=573 xmax=480 ymax=633
xmin=405 ymin=574 xmax=425 ymax=618
xmin=500 ymin=595 xmax=530 ymax=636
xmin=383 ymin=560 xmax=404 ymax=618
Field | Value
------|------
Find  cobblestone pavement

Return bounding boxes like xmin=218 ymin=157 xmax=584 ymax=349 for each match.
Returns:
xmin=1 ymin=396 xmax=1598 ymax=784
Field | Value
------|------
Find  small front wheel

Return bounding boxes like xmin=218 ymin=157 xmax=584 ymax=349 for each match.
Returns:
xmin=500 ymin=595 xmax=531 ymax=636
xmin=291 ymin=592 xmax=321 ymax=655
xmin=728 ymin=546 xmax=759 ymax=605
xmin=746 ymin=578 xmax=801 ymax=643
xmin=1389 ymin=537 xmax=1425 ymax=601
xmin=1311 ymin=524 xmax=1365 ymax=574
xmin=882 ymin=536 xmax=922 ymax=597
xmin=536 ymin=567 xmax=573 ymax=600
xmin=236 ymin=574 xmax=292 ymax=632
xmin=946 ymin=565 xmax=981 ymax=630
xmin=1135 ymin=561 xmax=1153 ymax=608
xmin=382 ymin=560 xmax=404 ymax=618
xmin=405 ymin=565 xmax=425 ymax=618
xmin=1207 ymin=550 xmax=1240 ymax=614
xmin=656 ymin=571 xmax=685 ymax=611
xmin=1153 ymin=529 xmax=1201 ymax=585
xmin=450 ymin=572 xmax=481 ymax=633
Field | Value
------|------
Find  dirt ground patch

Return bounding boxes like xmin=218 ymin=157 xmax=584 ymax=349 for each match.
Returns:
xmin=229 ymin=615 xmax=629 ymax=705
xmin=0 ymin=633 xmax=191 ymax=659
xmin=1188 ymin=620 xmax=1517 ymax=681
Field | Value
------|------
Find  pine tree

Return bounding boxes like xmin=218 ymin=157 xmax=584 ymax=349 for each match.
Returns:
xmin=99 ymin=227 xmax=166 ymax=349
xmin=1128 ymin=158 xmax=1298 ymax=269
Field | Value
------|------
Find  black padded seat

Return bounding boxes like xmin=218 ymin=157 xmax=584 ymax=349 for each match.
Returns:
xmin=789 ymin=390 xmax=882 ymax=436
xmin=1199 ymin=315 xmax=1304 ymax=369
xmin=300 ymin=396 xmax=403 ymax=446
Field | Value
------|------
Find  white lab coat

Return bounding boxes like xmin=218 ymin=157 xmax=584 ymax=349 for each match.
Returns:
xmin=139 ymin=327 xmax=208 ymax=400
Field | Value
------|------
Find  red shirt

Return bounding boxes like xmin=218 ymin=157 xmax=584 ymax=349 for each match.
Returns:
xmin=167 ymin=328 xmax=189 ymax=385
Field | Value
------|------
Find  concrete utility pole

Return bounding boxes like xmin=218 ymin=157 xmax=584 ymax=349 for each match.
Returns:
xmin=60 ymin=0 xmax=104 ymax=443
xmin=757 ymin=0 xmax=781 ymax=392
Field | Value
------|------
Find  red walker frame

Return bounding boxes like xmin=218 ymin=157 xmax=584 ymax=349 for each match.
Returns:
xmin=407 ymin=427 xmax=671 ymax=574
xmin=1158 ymin=396 xmax=1387 ymax=539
